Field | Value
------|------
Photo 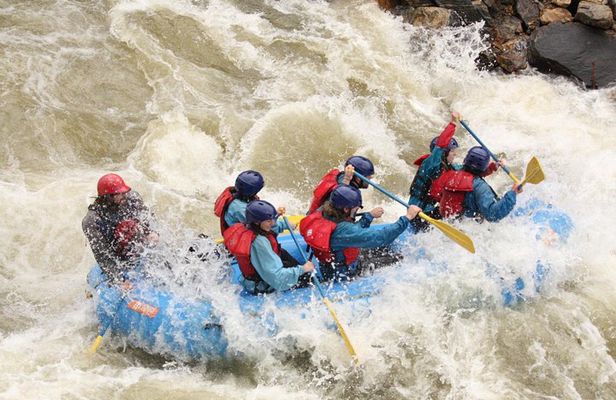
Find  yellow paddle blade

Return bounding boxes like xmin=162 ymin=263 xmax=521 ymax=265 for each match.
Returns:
xmin=323 ymin=298 xmax=359 ymax=364
xmin=419 ymin=212 xmax=475 ymax=254
xmin=285 ymin=215 xmax=304 ymax=230
xmin=521 ymin=156 xmax=545 ymax=185
xmin=89 ymin=335 xmax=104 ymax=354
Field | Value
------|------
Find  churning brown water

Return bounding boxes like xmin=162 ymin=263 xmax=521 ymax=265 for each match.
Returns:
xmin=1 ymin=1 xmax=616 ymax=399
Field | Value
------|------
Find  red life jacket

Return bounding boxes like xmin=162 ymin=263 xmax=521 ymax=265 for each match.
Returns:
xmin=300 ymin=211 xmax=360 ymax=266
xmin=428 ymin=171 xmax=447 ymax=203
xmin=438 ymin=170 xmax=475 ymax=218
xmin=214 ymin=187 xmax=236 ymax=235
xmin=113 ymin=219 xmax=143 ymax=259
xmin=307 ymin=169 xmax=340 ymax=214
xmin=223 ymin=223 xmax=280 ymax=282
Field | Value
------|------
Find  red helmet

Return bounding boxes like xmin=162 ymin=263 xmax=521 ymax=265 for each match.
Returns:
xmin=97 ymin=173 xmax=131 ymax=196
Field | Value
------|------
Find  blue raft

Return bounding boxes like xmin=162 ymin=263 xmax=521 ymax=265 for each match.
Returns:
xmin=87 ymin=198 xmax=573 ymax=360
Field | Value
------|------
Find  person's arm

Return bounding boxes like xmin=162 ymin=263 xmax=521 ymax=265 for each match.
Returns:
xmin=472 ymin=179 xmax=517 ymax=222
xmin=340 ymin=165 xmax=354 ymax=186
xmin=481 ymin=162 xmax=498 ymax=177
xmin=224 ymin=199 xmax=247 ymax=227
xmin=358 ymin=212 xmax=374 ymax=228
xmin=434 ymin=112 xmax=459 ymax=148
xmin=82 ymin=212 xmax=121 ymax=280
xmin=250 ymin=236 xmax=304 ymax=291
xmin=331 ymin=216 xmax=411 ymax=250
xmin=272 ymin=218 xmax=285 ymax=234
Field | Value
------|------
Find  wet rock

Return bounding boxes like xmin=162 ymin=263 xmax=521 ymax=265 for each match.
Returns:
xmin=515 ymin=0 xmax=541 ymax=30
xmin=431 ymin=0 xmax=492 ymax=23
xmin=378 ymin=0 xmax=411 ymax=14
xmin=377 ymin=0 xmax=398 ymax=10
xmin=608 ymin=0 xmax=616 ymax=15
xmin=494 ymin=15 xmax=524 ymax=41
xmin=496 ymin=37 xmax=529 ymax=72
xmin=551 ymin=0 xmax=572 ymax=7
xmin=482 ymin=0 xmax=500 ymax=12
xmin=404 ymin=0 xmax=440 ymax=6
xmin=529 ymin=22 xmax=616 ymax=87
xmin=475 ymin=49 xmax=499 ymax=70
xmin=574 ymin=1 xmax=614 ymax=29
xmin=540 ymin=7 xmax=574 ymax=23
xmin=408 ymin=7 xmax=460 ymax=27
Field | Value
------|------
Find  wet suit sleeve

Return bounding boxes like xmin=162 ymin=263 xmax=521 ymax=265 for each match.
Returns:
xmin=358 ymin=212 xmax=374 ymax=228
xmin=224 ymin=199 xmax=247 ymax=227
xmin=413 ymin=121 xmax=457 ymax=187
xmin=250 ymin=236 xmax=304 ymax=291
xmin=272 ymin=217 xmax=288 ymax=234
xmin=481 ymin=162 xmax=498 ymax=177
xmin=409 ymin=123 xmax=455 ymax=204
xmin=330 ymin=216 xmax=410 ymax=251
xmin=471 ymin=179 xmax=517 ymax=222
xmin=82 ymin=211 xmax=121 ymax=281
xmin=435 ymin=122 xmax=457 ymax=148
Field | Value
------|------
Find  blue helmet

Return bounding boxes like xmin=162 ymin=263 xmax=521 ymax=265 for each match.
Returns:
xmin=345 ymin=156 xmax=375 ymax=177
xmin=245 ymin=200 xmax=277 ymax=224
xmin=330 ymin=185 xmax=362 ymax=209
xmin=235 ymin=170 xmax=264 ymax=197
xmin=430 ymin=137 xmax=459 ymax=152
xmin=463 ymin=146 xmax=490 ymax=172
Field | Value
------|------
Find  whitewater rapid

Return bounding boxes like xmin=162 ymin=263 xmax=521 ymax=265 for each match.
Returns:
xmin=1 ymin=0 xmax=616 ymax=399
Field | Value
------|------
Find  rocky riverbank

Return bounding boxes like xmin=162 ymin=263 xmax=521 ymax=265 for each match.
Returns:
xmin=378 ymin=0 xmax=616 ymax=88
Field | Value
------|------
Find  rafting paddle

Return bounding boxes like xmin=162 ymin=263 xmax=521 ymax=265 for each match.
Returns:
xmin=89 ymin=287 xmax=127 ymax=354
xmin=353 ymin=172 xmax=475 ymax=254
xmin=519 ymin=156 xmax=544 ymax=186
xmin=282 ymin=216 xmax=359 ymax=364
xmin=89 ymin=282 xmax=159 ymax=353
xmin=460 ymin=120 xmax=545 ymax=186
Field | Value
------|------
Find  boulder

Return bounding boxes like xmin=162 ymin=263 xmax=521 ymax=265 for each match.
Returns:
xmin=494 ymin=15 xmax=524 ymax=41
xmin=377 ymin=0 xmax=397 ymax=9
xmin=551 ymin=0 xmax=572 ymax=7
xmin=431 ymin=0 xmax=492 ymax=23
xmin=403 ymin=0 xmax=439 ymax=6
xmin=408 ymin=6 xmax=459 ymax=27
xmin=581 ymin=0 xmax=608 ymax=5
xmin=529 ymin=22 xmax=616 ymax=87
xmin=608 ymin=0 xmax=616 ymax=16
xmin=574 ymin=1 xmax=614 ymax=28
xmin=496 ymin=37 xmax=529 ymax=72
xmin=515 ymin=0 xmax=541 ymax=30
xmin=540 ymin=7 xmax=574 ymax=23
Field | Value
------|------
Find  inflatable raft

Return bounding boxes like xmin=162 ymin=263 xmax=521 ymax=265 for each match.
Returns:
xmin=87 ymin=198 xmax=573 ymax=360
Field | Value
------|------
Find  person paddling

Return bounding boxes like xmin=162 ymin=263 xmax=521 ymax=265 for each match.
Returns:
xmin=408 ymin=112 xmax=462 ymax=212
xmin=214 ymin=170 xmax=294 ymax=236
xmin=224 ymin=200 xmax=315 ymax=294
xmin=307 ymin=155 xmax=376 ymax=215
xmin=435 ymin=146 xmax=522 ymax=221
xmin=214 ymin=170 xmax=264 ymax=235
xmin=82 ymin=173 xmax=158 ymax=284
xmin=301 ymin=185 xmax=421 ymax=281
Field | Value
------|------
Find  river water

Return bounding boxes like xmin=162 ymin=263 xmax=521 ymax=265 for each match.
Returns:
xmin=1 ymin=0 xmax=616 ymax=399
